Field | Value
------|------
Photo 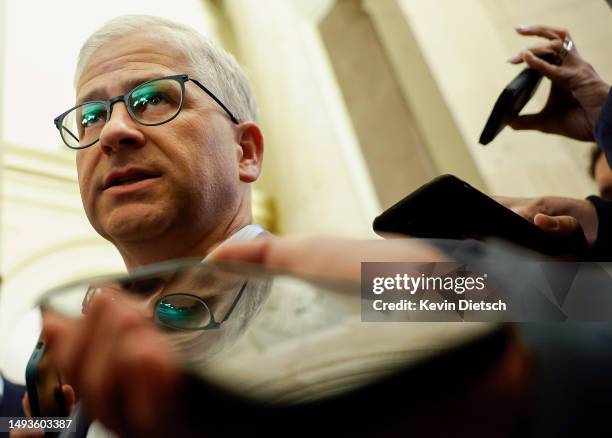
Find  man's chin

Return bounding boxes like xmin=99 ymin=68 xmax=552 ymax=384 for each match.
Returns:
xmin=99 ymin=205 xmax=172 ymax=243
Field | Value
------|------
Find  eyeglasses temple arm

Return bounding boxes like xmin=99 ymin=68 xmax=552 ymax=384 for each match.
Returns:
xmin=220 ymin=281 xmax=248 ymax=323
xmin=190 ymin=79 xmax=240 ymax=124
xmin=62 ymin=126 xmax=80 ymax=143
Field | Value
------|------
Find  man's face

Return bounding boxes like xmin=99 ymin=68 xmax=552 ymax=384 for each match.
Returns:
xmin=594 ymin=153 xmax=612 ymax=200
xmin=75 ymin=32 xmax=243 ymax=246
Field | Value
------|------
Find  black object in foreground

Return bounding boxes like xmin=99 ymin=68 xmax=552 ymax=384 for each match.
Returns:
xmin=373 ymin=174 xmax=590 ymax=258
xmin=175 ymin=325 xmax=513 ymax=437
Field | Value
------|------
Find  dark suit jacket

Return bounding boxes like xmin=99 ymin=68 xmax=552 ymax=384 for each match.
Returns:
xmin=0 ymin=377 xmax=26 ymax=438
xmin=595 ymin=88 xmax=612 ymax=167
xmin=0 ymin=375 xmax=25 ymax=418
xmin=591 ymin=90 xmax=612 ymax=258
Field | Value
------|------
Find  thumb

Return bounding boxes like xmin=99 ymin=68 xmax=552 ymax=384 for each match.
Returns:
xmin=534 ymin=214 xmax=581 ymax=236
xmin=56 ymin=384 xmax=75 ymax=416
xmin=22 ymin=392 xmax=32 ymax=418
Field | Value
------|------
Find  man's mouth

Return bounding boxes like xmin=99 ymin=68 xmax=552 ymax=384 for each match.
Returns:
xmin=110 ymin=175 xmax=157 ymax=186
xmin=103 ymin=168 xmax=161 ymax=190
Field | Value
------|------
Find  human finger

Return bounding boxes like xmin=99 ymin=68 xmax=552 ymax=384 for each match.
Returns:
xmin=118 ymin=325 xmax=181 ymax=437
xmin=514 ymin=24 xmax=569 ymax=41
xmin=507 ymin=55 xmax=525 ymax=65
xmin=509 ymin=40 xmax=564 ymax=65
xmin=521 ymin=50 xmax=565 ymax=81
xmin=533 ymin=214 xmax=581 ymax=236
xmin=21 ymin=393 xmax=31 ymax=417
xmin=44 ymin=294 xmax=118 ymax=395
xmin=79 ymin=300 xmax=179 ymax=437
xmin=528 ymin=41 xmax=563 ymax=60
xmin=42 ymin=312 xmax=88 ymax=389
xmin=77 ymin=296 xmax=152 ymax=428
xmin=58 ymin=384 xmax=75 ymax=415
xmin=8 ymin=429 xmax=44 ymax=438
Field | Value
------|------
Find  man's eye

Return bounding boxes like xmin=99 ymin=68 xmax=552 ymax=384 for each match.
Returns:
xmin=132 ymin=91 xmax=168 ymax=110
xmin=81 ymin=110 xmax=103 ymax=127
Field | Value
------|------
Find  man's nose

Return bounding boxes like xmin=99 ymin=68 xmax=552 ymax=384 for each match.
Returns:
xmin=99 ymin=103 xmax=146 ymax=155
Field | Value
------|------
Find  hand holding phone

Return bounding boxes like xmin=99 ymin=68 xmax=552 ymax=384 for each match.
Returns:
xmin=479 ymin=54 xmax=559 ymax=145
xmin=373 ymin=174 xmax=591 ymax=258
xmin=25 ymin=337 xmax=73 ymax=419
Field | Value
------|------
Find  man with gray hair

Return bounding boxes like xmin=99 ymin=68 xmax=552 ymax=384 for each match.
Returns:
xmin=65 ymin=14 xmax=264 ymax=270
xmin=14 ymin=14 xmax=267 ymax=438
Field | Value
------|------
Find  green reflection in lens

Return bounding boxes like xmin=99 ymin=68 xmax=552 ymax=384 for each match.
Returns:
xmin=156 ymin=296 xmax=207 ymax=329
xmin=131 ymin=83 xmax=166 ymax=111
xmin=81 ymin=103 xmax=106 ymax=128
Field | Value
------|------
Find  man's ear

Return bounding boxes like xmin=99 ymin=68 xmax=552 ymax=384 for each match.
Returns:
xmin=236 ymin=122 xmax=264 ymax=183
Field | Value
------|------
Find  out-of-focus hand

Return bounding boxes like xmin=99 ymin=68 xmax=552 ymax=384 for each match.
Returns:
xmin=508 ymin=25 xmax=610 ymax=141
xmin=210 ymin=235 xmax=449 ymax=279
xmin=496 ymin=195 xmax=598 ymax=245
xmin=42 ymin=293 xmax=186 ymax=438
xmin=8 ymin=383 xmax=75 ymax=438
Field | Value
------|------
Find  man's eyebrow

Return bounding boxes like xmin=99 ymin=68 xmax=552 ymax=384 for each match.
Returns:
xmin=76 ymin=74 xmax=170 ymax=104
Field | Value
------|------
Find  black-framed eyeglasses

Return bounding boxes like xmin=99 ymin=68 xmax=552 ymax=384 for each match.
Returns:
xmin=154 ymin=281 xmax=248 ymax=331
xmin=54 ymin=74 xmax=239 ymax=150
xmin=82 ymin=278 xmax=248 ymax=331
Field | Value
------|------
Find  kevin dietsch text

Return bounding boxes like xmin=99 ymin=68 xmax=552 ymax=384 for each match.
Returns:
xmin=372 ymin=299 xmax=507 ymax=312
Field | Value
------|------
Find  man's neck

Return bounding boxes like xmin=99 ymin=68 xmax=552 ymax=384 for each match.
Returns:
xmin=117 ymin=216 xmax=251 ymax=271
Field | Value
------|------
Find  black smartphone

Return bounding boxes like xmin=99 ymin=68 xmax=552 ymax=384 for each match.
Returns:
xmin=479 ymin=67 xmax=543 ymax=145
xmin=25 ymin=337 xmax=69 ymax=419
xmin=479 ymin=54 xmax=559 ymax=145
xmin=372 ymin=174 xmax=590 ymax=258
